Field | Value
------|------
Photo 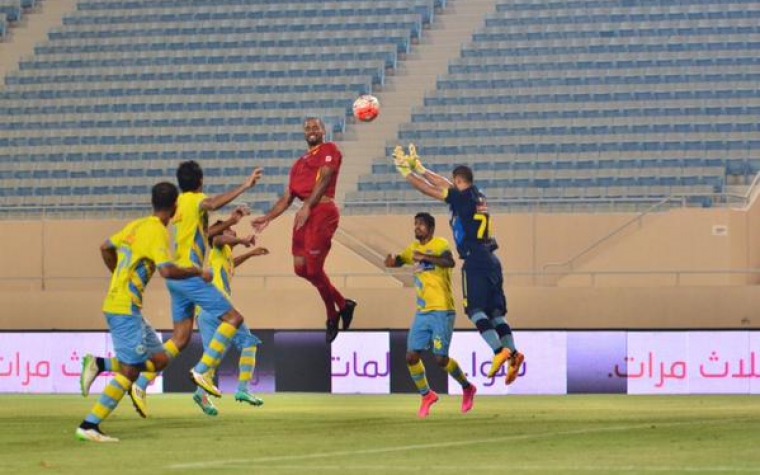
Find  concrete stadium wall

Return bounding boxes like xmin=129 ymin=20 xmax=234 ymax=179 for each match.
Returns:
xmin=1 ymin=204 xmax=760 ymax=331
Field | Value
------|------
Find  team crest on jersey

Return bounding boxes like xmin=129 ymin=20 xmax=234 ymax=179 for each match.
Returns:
xmin=325 ymin=155 xmax=333 ymax=162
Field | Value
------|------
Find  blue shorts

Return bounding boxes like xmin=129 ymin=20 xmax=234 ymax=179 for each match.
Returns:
xmin=166 ymin=276 xmax=233 ymax=323
xmin=197 ymin=309 xmax=261 ymax=350
xmin=407 ymin=310 xmax=456 ymax=356
xmin=105 ymin=312 xmax=164 ymax=365
xmin=461 ymin=261 xmax=507 ymax=318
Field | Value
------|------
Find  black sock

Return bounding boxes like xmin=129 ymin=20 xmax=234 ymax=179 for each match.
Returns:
xmin=79 ymin=421 xmax=98 ymax=431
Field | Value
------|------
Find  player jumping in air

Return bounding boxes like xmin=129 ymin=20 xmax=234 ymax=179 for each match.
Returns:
xmin=392 ymin=145 xmax=525 ymax=385
xmin=75 ymin=183 xmax=209 ymax=442
xmin=79 ymin=205 xmax=255 ymax=414
xmin=128 ymin=161 xmax=263 ymax=413
xmin=385 ymin=212 xmax=476 ymax=418
xmin=251 ymin=118 xmax=356 ymax=344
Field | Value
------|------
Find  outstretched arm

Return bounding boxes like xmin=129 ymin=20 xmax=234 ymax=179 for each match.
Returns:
xmin=393 ymin=145 xmax=449 ymax=201
xmin=403 ymin=173 xmax=449 ymax=201
xmin=251 ymin=188 xmax=295 ymax=232
xmin=208 ymin=206 xmax=250 ymax=238
xmin=406 ymin=144 xmax=454 ymax=189
xmin=234 ymin=247 xmax=269 ymax=267
xmin=419 ymin=168 xmax=454 ymax=190
xmin=201 ymin=168 xmax=262 ymax=212
xmin=212 ymin=233 xmax=254 ymax=249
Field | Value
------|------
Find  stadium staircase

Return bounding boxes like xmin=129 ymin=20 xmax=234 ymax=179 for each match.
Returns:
xmin=336 ymin=0 xmax=500 ymax=203
xmin=0 ymin=0 xmax=445 ymax=217
xmin=347 ymin=0 xmax=760 ymax=213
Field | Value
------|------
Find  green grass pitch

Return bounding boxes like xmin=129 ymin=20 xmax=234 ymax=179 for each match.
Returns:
xmin=1 ymin=394 xmax=759 ymax=474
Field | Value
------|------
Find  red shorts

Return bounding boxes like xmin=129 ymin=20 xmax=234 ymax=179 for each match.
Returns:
xmin=292 ymin=202 xmax=340 ymax=258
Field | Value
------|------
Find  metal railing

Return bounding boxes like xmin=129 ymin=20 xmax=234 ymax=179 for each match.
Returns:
xmin=0 ymin=190 xmax=752 ymax=220
xmin=341 ymin=192 xmax=750 ymax=215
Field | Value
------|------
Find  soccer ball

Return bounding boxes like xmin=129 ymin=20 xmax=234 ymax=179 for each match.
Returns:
xmin=353 ymin=94 xmax=380 ymax=122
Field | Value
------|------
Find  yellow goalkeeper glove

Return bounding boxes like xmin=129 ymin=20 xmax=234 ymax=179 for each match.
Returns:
xmin=392 ymin=145 xmax=412 ymax=178
xmin=407 ymin=143 xmax=427 ymax=174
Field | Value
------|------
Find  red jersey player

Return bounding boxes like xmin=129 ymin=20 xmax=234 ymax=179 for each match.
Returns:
xmin=252 ymin=117 xmax=357 ymax=343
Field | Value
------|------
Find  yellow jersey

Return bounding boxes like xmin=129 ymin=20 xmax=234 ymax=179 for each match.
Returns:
xmin=173 ymin=191 xmax=208 ymax=268
xmin=209 ymin=244 xmax=234 ymax=299
xmin=399 ymin=237 xmax=455 ymax=313
xmin=102 ymin=216 xmax=172 ymax=315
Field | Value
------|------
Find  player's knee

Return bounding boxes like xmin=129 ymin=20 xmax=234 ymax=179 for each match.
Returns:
xmin=294 ymin=264 xmax=308 ymax=279
xmin=434 ymin=355 xmax=449 ymax=367
xmin=405 ymin=352 xmax=421 ymax=365
xmin=491 ymin=315 xmax=506 ymax=324
xmin=468 ymin=311 xmax=492 ymax=332
xmin=118 ymin=364 xmax=140 ymax=381
xmin=305 ymin=263 xmax=325 ymax=281
xmin=150 ymin=353 xmax=170 ymax=372
xmin=222 ymin=309 xmax=244 ymax=327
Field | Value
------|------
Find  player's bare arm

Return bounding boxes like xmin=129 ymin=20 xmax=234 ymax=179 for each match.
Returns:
xmin=208 ymin=206 xmax=250 ymax=237
xmin=406 ymin=144 xmax=454 ymax=189
xmin=201 ymin=168 xmax=262 ymax=212
xmin=252 ymin=188 xmax=295 ymax=232
xmin=413 ymin=250 xmax=455 ymax=269
xmin=294 ymin=165 xmax=335 ymax=230
xmin=393 ymin=145 xmax=448 ymax=201
xmin=419 ymin=169 xmax=454 ymax=190
xmin=212 ymin=233 xmax=254 ymax=249
xmin=405 ymin=173 xmax=448 ymax=201
xmin=234 ymin=247 xmax=269 ymax=268
xmin=99 ymin=241 xmax=118 ymax=273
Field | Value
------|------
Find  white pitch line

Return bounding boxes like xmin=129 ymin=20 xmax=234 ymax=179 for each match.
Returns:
xmin=167 ymin=418 xmax=747 ymax=470
xmin=218 ymin=465 xmax=760 ymax=473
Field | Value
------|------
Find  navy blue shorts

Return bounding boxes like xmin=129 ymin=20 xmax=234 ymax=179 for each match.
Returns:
xmin=461 ymin=262 xmax=507 ymax=318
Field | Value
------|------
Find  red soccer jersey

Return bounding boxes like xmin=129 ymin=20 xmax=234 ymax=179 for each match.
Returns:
xmin=288 ymin=142 xmax=342 ymax=200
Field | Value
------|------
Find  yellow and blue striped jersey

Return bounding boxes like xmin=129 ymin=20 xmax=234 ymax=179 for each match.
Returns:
xmin=399 ymin=236 xmax=455 ymax=313
xmin=102 ymin=216 xmax=173 ymax=315
xmin=173 ymin=191 xmax=208 ymax=268
xmin=209 ymin=244 xmax=234 ymax=299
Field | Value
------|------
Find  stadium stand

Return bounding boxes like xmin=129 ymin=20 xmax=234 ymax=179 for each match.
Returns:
xmin=0 ymin=0 xmax=444 ymax=215
xmin=346 ymin=0 xmax=760 ymax=212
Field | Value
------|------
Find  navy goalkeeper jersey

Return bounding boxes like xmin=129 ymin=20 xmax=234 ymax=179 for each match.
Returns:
xmin=444 ymin=186 xmax=500 ymax=269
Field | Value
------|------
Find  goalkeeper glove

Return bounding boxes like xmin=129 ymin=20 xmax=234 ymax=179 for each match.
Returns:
xmin=393 ymin=145 xmax=412 ymax=178
xmin=407 ymin=143 xmax=427 ymax=174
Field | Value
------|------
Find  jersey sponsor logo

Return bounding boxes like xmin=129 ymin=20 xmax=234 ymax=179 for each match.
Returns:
xmin=415 ymin=261 xmax=436 ymax=273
